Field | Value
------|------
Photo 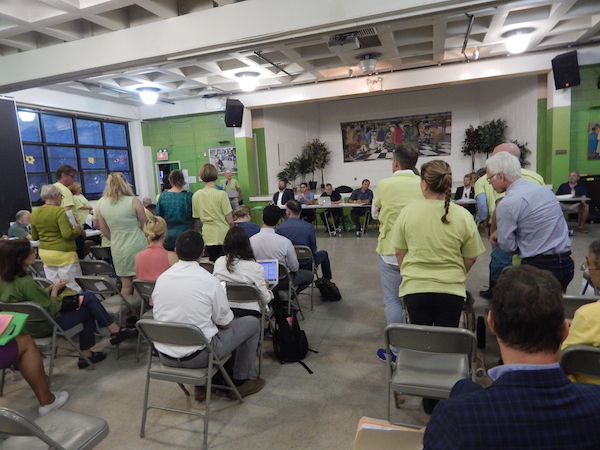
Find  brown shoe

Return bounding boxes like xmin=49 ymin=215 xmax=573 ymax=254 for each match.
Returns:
xmin=228 ymin=378 xmax=265 ymax=400
xmin=578 ymin=227 xmax=589 ymax=234
xmin=194 ymin=386 xmax=206 ymax=402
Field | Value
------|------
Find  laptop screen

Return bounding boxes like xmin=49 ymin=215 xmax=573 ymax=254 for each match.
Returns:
xmin=257 ymin=259 xmax=279 ymax=286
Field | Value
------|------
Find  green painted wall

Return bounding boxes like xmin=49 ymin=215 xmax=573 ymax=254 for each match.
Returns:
xmin=537 ymin=98 xmax=548 ymax=180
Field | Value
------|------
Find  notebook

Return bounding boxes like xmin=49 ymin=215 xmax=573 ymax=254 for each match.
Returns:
xmin=257 ymin=259 xmax=279 ymax=288
xmin=319 ymin=197 xmax=332 ymax=207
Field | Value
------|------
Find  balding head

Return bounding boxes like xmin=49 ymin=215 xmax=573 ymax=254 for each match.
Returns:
xmin=493 ymin=143 xmax=520 ymax=157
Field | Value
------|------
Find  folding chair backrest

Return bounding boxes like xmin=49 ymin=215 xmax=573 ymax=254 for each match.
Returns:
xmin=294 ymin=245 xmax=313 ymax=262
xmin=199 ymin=261 xmax=214 ymax=274
xmin=225 ymin=282 xmax=262 ymax=303
xmin=386 ymin=323 xmax=476 ymax=355
xmin=89 ymin=246 xmax=111 ymax=261
xmin=33 ymin=277 xmax=53 ymax=289
xmin=560 ymin=344 xmax=600 ymax=379
xmin=75 ymin=275 xmax=119 ymax=296
xmin=0 ymin=407 xmax=58 ymax=445
xmin=563 ymin=295 xmax=599 ymax=320
xmin=132 ymin=279 xmax=155 ymax=304
xmin=28 ymin=260 xmax=45 ymax=277
xmin=136 ymin=319 xmax=209 ymax=348
xmin=278 ymin=261 xmax=290 ymax=281
xmin=0 ymin=301 xmax=52 ymax=325
xmin=79 ymin=260 xmax=116 ymax=277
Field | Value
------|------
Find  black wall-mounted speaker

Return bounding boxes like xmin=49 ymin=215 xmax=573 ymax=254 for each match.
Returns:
xmin=551 ymin=51 xmax=580 ymax=90
xmin=225 ymin=99 xmax=244 ymax=127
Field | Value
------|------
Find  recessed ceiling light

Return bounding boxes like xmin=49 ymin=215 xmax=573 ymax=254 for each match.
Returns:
xmin=502 ymin=28 xmax=535 ymax=54
xmin=235 ymin=71 xmax=260 ymax=92
xmin=137 ymin=87 xmax=160 ymax=105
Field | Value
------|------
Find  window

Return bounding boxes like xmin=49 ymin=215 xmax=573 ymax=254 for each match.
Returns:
xmin=18 ymin=110 xmax=134 ymax=202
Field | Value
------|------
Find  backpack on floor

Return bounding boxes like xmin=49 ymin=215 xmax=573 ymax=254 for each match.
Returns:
xmin=271 ymin=299 xmax=316 ymax=373
xmin=342 ymin=215 xmax=354 ymax=232
xmin=315 ymin=278 xmax=342 ymax=302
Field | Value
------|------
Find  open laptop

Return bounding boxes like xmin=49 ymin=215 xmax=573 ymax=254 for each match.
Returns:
xmin=257 ymin=259 xmax=279 ymax=289
xmin=318 ymin=196 xmax=332 ymax=207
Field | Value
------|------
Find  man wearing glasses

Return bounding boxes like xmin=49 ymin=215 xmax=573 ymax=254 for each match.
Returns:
xmin=486 ymin=151 xmax=573 ymax=291
xmin=54 ymin=165 xmax=85 ymax=257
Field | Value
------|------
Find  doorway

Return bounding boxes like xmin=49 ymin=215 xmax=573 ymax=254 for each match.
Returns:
xmin=155 ymin=161 xmax=181 ymax=193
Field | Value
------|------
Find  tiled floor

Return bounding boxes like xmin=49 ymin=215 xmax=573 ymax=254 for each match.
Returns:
xmin=0 ymin=223 xmax=595 ymax=449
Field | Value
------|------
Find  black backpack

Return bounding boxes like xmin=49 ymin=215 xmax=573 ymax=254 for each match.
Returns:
xmin=271 ymin=299 xmax=316 ymax=373
xmin=315 ymin=278 xmax=342 ymax=301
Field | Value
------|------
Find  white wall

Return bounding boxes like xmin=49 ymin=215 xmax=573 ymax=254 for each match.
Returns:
xmin=262 ymin=76 xmax=538 ymax=192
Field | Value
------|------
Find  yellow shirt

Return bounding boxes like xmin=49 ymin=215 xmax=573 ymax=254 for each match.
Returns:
xmin=191 ymin=188 xmax=232 ymax=246
xmin=561 ymin=300 xmax=600 ymax=385
xmin=72 ymin=194 xmax=91 ymax=226
xmin=54 ymin=182 xmax=75 ymax=210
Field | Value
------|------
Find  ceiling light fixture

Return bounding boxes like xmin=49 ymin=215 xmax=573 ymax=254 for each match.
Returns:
xmin=356 ymin=52 xmax=382 ymax=75
xmin=137 ymin=87 xmax=160 ymax=105
xmin=18 ymin=111 xmax=36 ymax=122
xmin=235 ymin=71 xmax=260 ymax=92
xmin=502 ymin=28 xmax=535 ymax=54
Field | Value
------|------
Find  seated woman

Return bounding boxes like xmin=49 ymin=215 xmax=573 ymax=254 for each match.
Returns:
xmin=232 ymin=205 xmax=260 ymax=238
xmin=213 ymin=226 xmax=273 ymax=317
xmin=1 ymin=334 xmax=69 ymax=416
xmin=135 ymin=216 xmax=178 ymax=282
xmin=0 ymin=240 xmax=136 ymax=369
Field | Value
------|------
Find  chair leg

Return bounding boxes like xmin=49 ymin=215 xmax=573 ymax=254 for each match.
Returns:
xmin=0 ymin=368 xmax=5 ymax=397
xmin=140 ymin=350 xmax=152 ymax=438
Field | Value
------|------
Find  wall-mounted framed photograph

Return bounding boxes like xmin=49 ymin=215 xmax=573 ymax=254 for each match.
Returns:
xmin=207 ymin=146 xmax=237 ymax=174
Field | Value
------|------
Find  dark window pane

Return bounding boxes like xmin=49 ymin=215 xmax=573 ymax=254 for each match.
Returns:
xmin=119 ymin=171 xmax=132 ymax=185
xmin=23 ymin=145 xmax=46 ymax=173
xmin=41 ymin=115 xmax=74 ymax=144
xmin=26 ymin=173 xmax=49 ymax=203
xmin=76 ymin=119 xmax=102 ymax=145
xmin=104 ymin=122 xmax=127 ymax=147
xmin=18 ymin=112 xmax=41 ymax=142
xmin=47 ymin=146 xmax=77 ymax=172
xmin=107 ymin=149 xmax=129 ymax=171
xmin=82 ymin=170 xmax=107 ymax=195
xmin=80 ymin=148 xmax=106 ymax=169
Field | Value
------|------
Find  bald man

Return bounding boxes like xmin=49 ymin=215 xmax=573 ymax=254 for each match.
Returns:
xmin=556 ymin=171 xmax=589 ymax=233
xmin=220 ymin=169 xmax=242 ymax=209
xmin=475 ymin=142 xmax=545 ymax=299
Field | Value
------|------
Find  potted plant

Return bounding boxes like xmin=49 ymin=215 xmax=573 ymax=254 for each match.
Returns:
xmin=301 ymin=139 xmax=330 ymax=189
xmin=461 ymin=119 xmax=507 ymax=171
xmin=277 ymin=159 xmax=300 ymax=188
xmin=511 ymin=139 xmax=531 ymax=167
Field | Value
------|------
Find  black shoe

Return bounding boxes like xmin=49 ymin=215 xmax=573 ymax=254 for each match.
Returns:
xmin=110 ymin=328 xmax=138 ymax=345
xmin=78 ymin=351 xmax=107 ymax=369
xmin=479 ymin=289 xmax=492 ymax=299
xmin=125 ymin=316 xmax=138 ymax=328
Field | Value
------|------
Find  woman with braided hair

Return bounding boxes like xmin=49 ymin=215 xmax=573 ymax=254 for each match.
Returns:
xmin=391 ymin=160 xmax=485 ymax=328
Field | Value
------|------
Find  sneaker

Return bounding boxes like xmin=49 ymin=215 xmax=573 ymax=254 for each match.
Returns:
xmin=78 ymin=351 xmax=107 ymax=369
xmin=228 ymin=377 xmax=265 ymax=399
xmin=355 ymin=230 xmax=362 ymax=237
xmin=376 ymin=348 xmax=397 ymax=363
xmin=38 ymin=391 xmax=69 ymax=417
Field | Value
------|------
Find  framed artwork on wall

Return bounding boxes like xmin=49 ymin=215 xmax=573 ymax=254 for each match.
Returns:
xmin=341 ymin=112 xmax=452 ymax=163
xmin=207 ymin=146 xmax=237 ymax=174
xmin=588 ymin=122 xmax=600 ymax=160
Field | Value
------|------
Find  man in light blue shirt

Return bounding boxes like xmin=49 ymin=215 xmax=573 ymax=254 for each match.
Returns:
xmin=486 ymin=151 xmax=573 ymax=291
xmin=349 ymin=179 xmax=373 ymax=236
xmin=295 ymin=182 xmax=316 ymax=223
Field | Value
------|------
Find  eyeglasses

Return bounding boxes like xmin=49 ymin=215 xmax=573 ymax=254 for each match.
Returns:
xmin=66 ymin=173 xmax=76 ymax=178
xmin=486 ymin=173 xmax=498 ymax=183
xmin=581 ymin=261 xmax=600 ymax=271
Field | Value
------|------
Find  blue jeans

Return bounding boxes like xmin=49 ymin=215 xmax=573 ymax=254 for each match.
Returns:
xmin=490 ymin=246 xmax=512 ymax=284
xmin=55 ymin=291 xmax=114 ymax=351
xmin=380 ymin=256 xmax=403 ymax=325
xmin=300 ymin=250 xmax=332 ymax=280
xmin=521 ymin=254 xmax=574 ymax=292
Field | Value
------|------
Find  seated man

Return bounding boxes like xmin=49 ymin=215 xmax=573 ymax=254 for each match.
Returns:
xmin=424 ymin=265 xmax=600 ymax=449
xmin=556 ymin=171 xmax=589 ymax=233
xmin=250 ymin=205 xmax=313 ymax=293
xmin=296 ymin=182 xmax=316 ymax=223
xmin=8 ymin=210 xmax=32 ymax=240
xmin=454 ymin=173 xmax=476 ymax=215
xmin=348 ymin=179 xmax=373 ymax=236
xmin=233 ymin=205 xmax=260 ymax=238
xmin=561 ymin=239 xmax=600 ymax=384
xmin=271 ymin=180 xmax=294 ymax=219
xmin=276 ymin=200 xmax=332 ymax=280
xmin=152 ymin=229 xmax=264 ymax=400
xmin=319 ymin=183 xmax=343 ymax=232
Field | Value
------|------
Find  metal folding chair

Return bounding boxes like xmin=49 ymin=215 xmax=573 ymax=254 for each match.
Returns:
xmin=136 ymin=319 xmax=243 ymax=450
xmin=563 ymin=294 xmax=599 ymax=320
xmin=294 ymin=245 xmax=316 ymax=310
xmin=132 ymin=279 xmax=156 ymax=359
xmin=33 ymin=277 xmax=53 ymax=289
xmin=79 ymin=259 xmax=122 ymax=291
xmin=560 ymin=344 xmax=600 ymax=380
xmin=0 ymin=406 xmax=108 ymax=450
xmin=199 ymin=261 xmax=215 ymax=273
xmin=277 ymin=262 xmax=304 ymax=319
xmin=28 ymin=259 xmax=45 ymax=278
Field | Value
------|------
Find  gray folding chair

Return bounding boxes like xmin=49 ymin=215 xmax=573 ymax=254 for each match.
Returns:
xmin=33 ymin=277 xmax=53 ymax=289
xmin=28 ymin=259 xmax=45 ymax=278
xmin=563 ymin=294 xmax=599 ymax=320
xmin=136 ymin=319 xmax=243 ymax=450
xmin=294 ymin=245 xmax=316 ymax=311
xmin=79 ymin=259 xmax=122 ymax=291
xmin=199 ymin=261 xmax=215 ymax=274
xmin=89 ymin=245 xmax=112 ymax=263
xmin=75 ymin=275 xmax=142 ymax=359
xmin=0 ymin=301 xmax=96 ymax=391
xmin=0 ymin=406 xmax=108 ymax=450
xmin=384 ymin=323 xmax=477 ymax=425
xmin=224 ymin=281 xmax=268 ymax=376
xmin=132 ymin=279 xmax=156 ymax=359
xmin=277 ymin=262 xmax=304 ymax=319
xmin=560 ymin=344 xmax=600 ymax=380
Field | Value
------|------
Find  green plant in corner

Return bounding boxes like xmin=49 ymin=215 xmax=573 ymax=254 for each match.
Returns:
xmin=461 ymin=119 xmax=507 ymax=171
xmin=301 ymin=139 xmax=330 ymax=188
xmin=511 ymin=140 xmax=531 ymax=168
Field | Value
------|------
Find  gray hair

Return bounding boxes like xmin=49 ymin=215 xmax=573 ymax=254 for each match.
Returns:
xmin=15 ymin=210 xmax=30 ymax=220
xmin=40 ymin=184 xmax=62 ymax=201
xmin=486 ymin=151 xmax=522 ymax=181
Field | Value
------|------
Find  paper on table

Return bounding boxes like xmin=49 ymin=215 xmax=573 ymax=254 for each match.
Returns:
xmin=556 ymin=194 xmax=574 ymax=200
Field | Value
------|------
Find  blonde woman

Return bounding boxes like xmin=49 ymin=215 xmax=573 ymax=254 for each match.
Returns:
xmin=191 ymin=164 xmax=233 ymax=261
xmin=135 ymin=216 xmax=178 ymax=282
xmin=95 ymin=173 xmax=148 ymax=294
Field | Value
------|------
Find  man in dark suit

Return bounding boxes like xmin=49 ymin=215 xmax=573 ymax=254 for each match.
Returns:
xmin=453 ymin=173 xmax=475 ymax=215
xmin=424 ymin=264 xmax=600 ymax=450
xmin=271 ymin=180 xmax=294 ymax=218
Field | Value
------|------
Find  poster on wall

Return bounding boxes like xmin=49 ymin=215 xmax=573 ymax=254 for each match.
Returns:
xmin=341 ymin=112 xmax=452 ymax=162
xmin=207 ymin=146 xmax=237 ymax=174
xmin=588 ymin=122 xmax=600 ymax=160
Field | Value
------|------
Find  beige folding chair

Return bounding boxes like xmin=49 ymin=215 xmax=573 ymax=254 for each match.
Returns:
xmin=294 ymin=245 xmax=316 ymax=311
xmin=384 ymin=323 xmax=477 ymax=426
xmin=75 ymin=275 xmax=142 ymax=359
xmin=560 ymin=344 xmax=600 ymax=380
xmin=136 ymin=319 xmax=243 ymax=450
xmin=79 ymin=259 xmax=122 ymax=291
xmin=563 ymin=294 xmax=599 ymax=320
xmin=277 ymin=262 xmax=304 ymax=319
xmin=199 ymin=261 xmax=215 ymax=273
xmin=0 ymin=301 xmax=96 ymax=390
xmin=0 ymin=406 xmax=109 ymax=450
xmin=132 ymin=279 xmax=156 ymax=359
xmin=224 ymin=282 xmax=267 ymax=376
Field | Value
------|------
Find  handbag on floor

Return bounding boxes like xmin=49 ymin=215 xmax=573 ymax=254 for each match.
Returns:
xmin=315 ymin=278 xmax=342 ymax=302
xmin=342 ymin=215 xmax=353 ymax=232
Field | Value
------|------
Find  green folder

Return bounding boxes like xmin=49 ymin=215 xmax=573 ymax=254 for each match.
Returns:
xmin=0 ymin=312 xmax=28 ymax=346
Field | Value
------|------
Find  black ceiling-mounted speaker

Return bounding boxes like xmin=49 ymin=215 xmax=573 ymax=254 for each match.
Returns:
xmin=225 ymin=99 xmax=244 ymax=127
xmin=551 ymin=51 xmax=580 ymax=90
